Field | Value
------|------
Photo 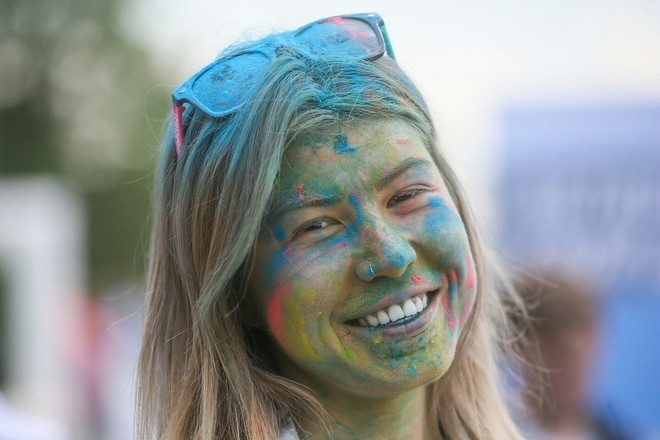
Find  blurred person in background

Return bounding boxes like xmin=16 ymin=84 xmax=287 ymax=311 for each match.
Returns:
xmin=514 ymin=272 xmax=629 ymax=440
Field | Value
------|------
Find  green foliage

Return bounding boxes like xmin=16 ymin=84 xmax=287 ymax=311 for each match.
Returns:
xmin=0 ymin=0 xmax=171 ymax=293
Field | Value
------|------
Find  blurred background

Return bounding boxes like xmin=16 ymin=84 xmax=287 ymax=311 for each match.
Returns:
xmin=1 ymin=0 xmax=658 ymax=438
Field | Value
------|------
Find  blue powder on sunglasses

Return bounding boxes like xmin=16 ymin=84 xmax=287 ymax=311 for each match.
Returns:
xmin=333 ymin=134 xmax=358 ymax=154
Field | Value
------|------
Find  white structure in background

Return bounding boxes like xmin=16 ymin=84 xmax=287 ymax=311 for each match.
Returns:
xmin=0 ymin=177 xmax=86 ymax=439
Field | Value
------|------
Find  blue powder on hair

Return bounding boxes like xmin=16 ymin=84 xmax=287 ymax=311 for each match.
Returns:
xmin=333 ymin=134 xmax=358 ymax=154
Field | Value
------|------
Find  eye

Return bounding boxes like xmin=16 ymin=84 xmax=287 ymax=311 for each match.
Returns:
xmin=292 ymin=217 xmax=340 ymax=239
xmin=387 ymin=188 xmax=429 ymax=208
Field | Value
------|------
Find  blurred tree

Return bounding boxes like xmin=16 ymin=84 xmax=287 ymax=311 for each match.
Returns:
xmin=0 ymin=0 xmax=170 ymax=292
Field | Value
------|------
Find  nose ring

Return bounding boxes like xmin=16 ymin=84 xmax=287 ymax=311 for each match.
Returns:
xmin=368 ymin=263 xmax=376 ymax=278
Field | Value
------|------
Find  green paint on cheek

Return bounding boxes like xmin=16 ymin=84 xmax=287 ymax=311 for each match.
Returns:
xmin=344 ymin=347 xmax=354 ymax=359
xmin=278 ymin=295 xmax=324 ymax=363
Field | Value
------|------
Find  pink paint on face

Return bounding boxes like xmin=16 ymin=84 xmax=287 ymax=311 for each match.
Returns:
xmin=296 ymin=183 xmax=305 ymax=191
xmin=459 ymin=253 xmax=477 ymax=327
xmin=442 ymin=272 xmax=457 ymax=332
xmin=267 ymin=285 xmax=291 ymax=346
xmin=411 ymin=274 xmax=423 ymax=284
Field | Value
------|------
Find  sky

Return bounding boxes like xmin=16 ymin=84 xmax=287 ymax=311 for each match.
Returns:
xmin=120 ymin=0 xmax=660 ymax=222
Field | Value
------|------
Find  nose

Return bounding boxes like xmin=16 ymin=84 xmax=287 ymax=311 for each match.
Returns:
xmin=355 ymin=214 xmax=417 ymax=281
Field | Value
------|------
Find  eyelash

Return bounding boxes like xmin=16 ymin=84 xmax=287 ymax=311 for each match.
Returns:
xmin=292 ymin=218 xmax=338 ymax=239
xmin=291 ymin=187 xmax=429 ymax=240
xmin=387 ymin=187 xmax=429 ymax=208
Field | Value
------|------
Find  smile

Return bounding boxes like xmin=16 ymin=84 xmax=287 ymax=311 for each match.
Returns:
xmin=356 ymin=292 xmax=432 ymax=328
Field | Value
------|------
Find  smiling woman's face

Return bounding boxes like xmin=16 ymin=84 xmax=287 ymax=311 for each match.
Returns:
xmin=247 ymin=119 xmax=477 ymax=398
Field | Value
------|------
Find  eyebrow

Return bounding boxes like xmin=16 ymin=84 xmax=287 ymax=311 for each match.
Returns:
xmin=267 ymin=157 xmax=435 ymax=221
xmin=267 ymin=192 xmax=344 ymax=221
xmin=376 ymin=157 xmax=435 ymax=191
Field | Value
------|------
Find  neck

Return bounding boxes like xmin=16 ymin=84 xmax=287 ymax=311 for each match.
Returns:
xmin=296 ymin=385 xmax=436 ymax=440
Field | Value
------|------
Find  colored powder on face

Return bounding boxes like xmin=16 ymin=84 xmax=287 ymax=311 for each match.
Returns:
xmin=449 ymin=269 xmax=458 ymax=285
xmin=333 ymin=134 xmax=358 ymax=154
xmin=426 ymin=195 xmax=454 ymax=212
xmin=267 ymin=285 xmax=291 ymax=347
xmin=465 ymin=253 xmax=476 ymax=290
xmin=263 ymin=246 xmax=294 ymax=287
xmin=344 ymin=347 xmax=354 ymax=359
xmin=296 ymin=183 xmax=305 ymax=191
xmin=443 ymin=271 xmax=458 ymax=332
xmin=411 ymin=274 xmax=423 ymax=284
xmin=459 ymin=254 xmax=477 ymax=327
xmin=442 ymin=292 xmax=456 ymax=332
xmin=382 ymin=244 xmax=412 ymax=271
xmin=273 ymin=224 xmax=287 ymax=241
xmin=348 ymin=193 xmax=365 ymax=225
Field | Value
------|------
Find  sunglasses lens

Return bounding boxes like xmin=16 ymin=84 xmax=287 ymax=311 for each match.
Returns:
xmin=296 ymin=17 xmax=382 ymax=59
xmin=189 ymin=51 xmax=270 ymax=115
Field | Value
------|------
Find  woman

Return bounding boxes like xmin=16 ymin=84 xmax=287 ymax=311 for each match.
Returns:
xmin=137 ymin=13 xmax=523 ymax=439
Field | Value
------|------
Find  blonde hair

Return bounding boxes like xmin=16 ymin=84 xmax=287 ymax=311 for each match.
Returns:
xmin=137 ymin=38 xmax=524 ymax=439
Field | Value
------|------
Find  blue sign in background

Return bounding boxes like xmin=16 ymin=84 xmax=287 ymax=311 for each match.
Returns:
xmin=498 ymin=104 xmax=660 ymax=437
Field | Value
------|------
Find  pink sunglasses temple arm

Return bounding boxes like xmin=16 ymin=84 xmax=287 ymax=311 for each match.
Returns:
xmin=172 ymin=103 xmax=185 ymax=156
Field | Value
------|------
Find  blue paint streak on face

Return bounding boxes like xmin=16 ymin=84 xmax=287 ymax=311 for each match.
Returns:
xmin=333 ymin=134 xmax=358 ymax=154
xmin=272 ymin=223 xmax=287 ymax=242
xmin=424 ymin=196 xmax=459 ymax=237
xmin=262 ymin=246 xmax=291 ymax=290
xmin=423 ymin=195 xmax=466 ymax=265
xmin=348 ymin=193 xmax=365 ymax=225
xmin=424 ymin=196 xmax=456 ymax=226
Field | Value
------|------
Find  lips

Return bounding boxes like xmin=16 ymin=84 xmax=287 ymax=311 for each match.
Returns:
xmin=345 ymin=272 xmax=451 ymax=329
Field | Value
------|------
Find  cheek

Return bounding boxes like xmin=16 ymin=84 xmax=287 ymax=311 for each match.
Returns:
xmin=266 ymin=285 xmax=292 ymax=347
xmin=417 ymin=198 xmax=477 ymax=332
xmin=265 ymin=283 xmax=325 ymax=362
xmin=420 ymin=197 xmax=471 ymax=264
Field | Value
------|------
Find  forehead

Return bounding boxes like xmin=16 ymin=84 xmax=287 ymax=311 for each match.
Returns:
xmin=281 ymin=119 xmax=434 ymax=183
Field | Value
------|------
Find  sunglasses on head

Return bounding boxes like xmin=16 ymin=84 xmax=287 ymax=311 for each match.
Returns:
xmin=171 ymin=12 xmax=395 ymax=155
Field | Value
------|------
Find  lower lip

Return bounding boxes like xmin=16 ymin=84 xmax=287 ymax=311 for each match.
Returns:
xmin=348 ymin=288 xmax=443 ymax=339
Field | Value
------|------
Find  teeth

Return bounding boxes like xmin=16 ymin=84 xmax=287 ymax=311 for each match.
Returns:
xmin=387 ymin=304 xmax=405 ymax=322
xmin=357 ymin=292 xmax=433 ymax=327
xmin=402 ymin=299 xmax=417 ymax=317
xmin=413 ymin=296 xmax=423 ymax=312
